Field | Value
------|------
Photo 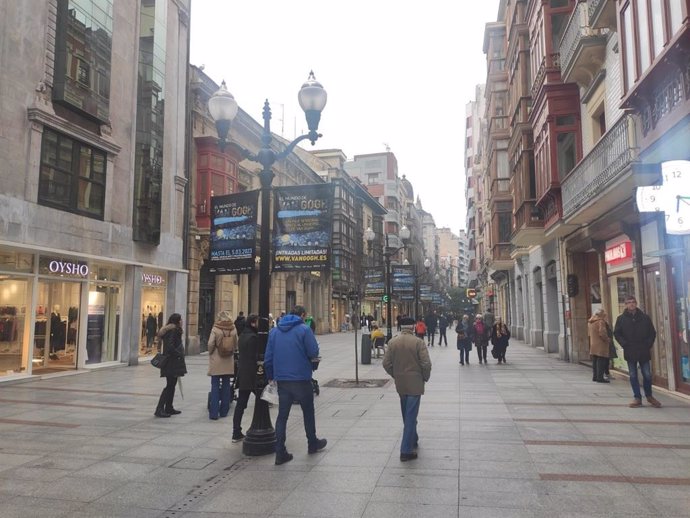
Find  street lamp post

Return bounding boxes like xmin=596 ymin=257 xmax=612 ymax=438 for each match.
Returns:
xmin=414 ymin=258 xmax=432 ymax=319
xmin=365 ymin=226 xmax=410 ymax=342
xmin=208 ymin=72 xmax=327 ymax=456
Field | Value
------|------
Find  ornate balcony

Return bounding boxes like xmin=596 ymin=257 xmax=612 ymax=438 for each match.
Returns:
xmin=530 ymin=53 xmax=561 ymax=99
xmin=561 ymin=115 xmax=654 ymax=225
xmin=490 ymin=243 xmax=513 ymax=270
xmin=490 ymin=178 xmax=511 ymax=202
xmin=588 ymin=0 xmax=616 ymax=30
xmin=560 ymin=1 xmax=608 ymax=88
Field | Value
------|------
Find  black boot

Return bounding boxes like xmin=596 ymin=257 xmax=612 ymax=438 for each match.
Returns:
xmin=164 ymin=382 xmax=179 ymax=415
xmin=154 ymin=389 xmax=170 ymax=418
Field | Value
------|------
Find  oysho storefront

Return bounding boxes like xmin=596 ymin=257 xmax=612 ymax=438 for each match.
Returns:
xmin=0 ymin=246 xmax=184 ymax=381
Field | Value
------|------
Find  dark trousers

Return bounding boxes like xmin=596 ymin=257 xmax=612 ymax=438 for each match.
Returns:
xmin=233 ymin=389 xmax=258 ymax=435
xmin=426 ymin=329 xmax=436 ymax=345
xmin=275 ymin=380 xmax=318 ymax=455
xmin=157 ymin=376 xmax=177 ymax=411
xmin=592 ymin=355 xmax=608 ymax=381
xmin=438 ymin=328 xmax=447 ymax=346
xmin=459 ymin=347 xmax=470 ymax=364
xmin=476 ymin=344 xmax=487 ymax=362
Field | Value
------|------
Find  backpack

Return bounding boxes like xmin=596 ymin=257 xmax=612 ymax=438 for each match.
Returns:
xmin=216 ymin=330 xmax=236 ymax=358
xmin=415 ymin=321 xmax=427 ymax=335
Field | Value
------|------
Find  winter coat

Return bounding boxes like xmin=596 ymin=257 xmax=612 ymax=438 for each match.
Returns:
xmin=236 ymin=326 xmax=260 ymax=390
xmin=424 ymin=315 xmax=437 ymax=332
xmin=234 ymin=315 xmax=246 ymax=335
xmin=473 ymin=320 xmax=489 ymax=347
xmin=587 ymin=314 xmax=612 ymax=358
xmin=490 ymin=323 xmax=510 ymax=350
xmin=438 ymin=315 xmax=448 ymax=330
xmin=207 ymin=321 xmax=237 ymax=376
xmin=613 ymin=309 xmax=656 ymax=363
xmin=456 ymin=320 xmax=474 ymax=350
xmin=383 ymin=329 xmax=432 ymax=396
xmin=158 ymin=324 xmax=187 ymax=378
xmin=264 ymin=314 xmax=319 ymax=381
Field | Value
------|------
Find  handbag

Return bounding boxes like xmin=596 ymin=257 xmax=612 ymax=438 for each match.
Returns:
xmin=608 ymin=341 xmax=618 ymax=359
xmin=491 ymin=347 xmax=498 ymax=359
xmin=151 ymin=352 xmax=168 ymax=369
xmin=260 ymin=380 xmax=279 ymax=405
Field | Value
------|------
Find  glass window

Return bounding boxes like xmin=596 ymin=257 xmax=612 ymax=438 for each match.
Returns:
xmin=669 ymin=0 xmax=684 ymax=34
xmin=38 ymin=128 xmax=107 ymax=219
xmin=87 ymin=284 xmax=121 ymax=364
xmin=650 ymin=0 xmax=665 ymax=58
xmin=556 ymin=131 xmax=577 ymax=179
xmin=0 ymin=278 xmax=30 ymax=376
xmin=623 ymin=5 xmax=636 ymax=89
xmin=636 ymin=0 xmax=651 ymax=72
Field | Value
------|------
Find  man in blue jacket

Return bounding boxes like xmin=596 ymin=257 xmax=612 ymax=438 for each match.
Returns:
xmin=264 ymin=305 xmax=327 ymax=465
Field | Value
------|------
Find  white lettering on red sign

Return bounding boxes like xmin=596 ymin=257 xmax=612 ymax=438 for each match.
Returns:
xmin=604 ymin=242 xmax=632 ymax=264
xmin=141 ymin=273 xmax=164 ymax=285
xmin=48 ymin=260 xmax=89 ymax=277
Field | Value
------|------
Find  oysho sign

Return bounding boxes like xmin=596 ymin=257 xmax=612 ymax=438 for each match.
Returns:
xmin=47 ymin=259 xmax=89 ymax=277
xmin=141 ymin=272 xmax=165 ymax=285
xmin=605 ymin=242 xmax=632 ymax=264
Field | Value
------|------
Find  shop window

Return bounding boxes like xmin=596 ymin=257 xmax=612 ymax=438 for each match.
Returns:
xmin=0 ymin=278 xmax=30 ymax=375
xmin=38 ymin=128 xmax=106 ymax=219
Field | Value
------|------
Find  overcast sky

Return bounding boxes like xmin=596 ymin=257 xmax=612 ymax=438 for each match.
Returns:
xmin=190 ymin=0 xmax=500 ymax=233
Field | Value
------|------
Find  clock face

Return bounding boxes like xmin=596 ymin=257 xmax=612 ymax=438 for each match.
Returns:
xmin=636 ymin=186 xmax=666 ymax=213
xmin=666 ymin=195 xmax=690 ymax=235
xmin=637 ymin=161 xmax=690 ymax=235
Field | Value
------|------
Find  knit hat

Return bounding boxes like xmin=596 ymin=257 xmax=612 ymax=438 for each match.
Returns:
xmin=400 ymin=317 xmax=416 ymax=327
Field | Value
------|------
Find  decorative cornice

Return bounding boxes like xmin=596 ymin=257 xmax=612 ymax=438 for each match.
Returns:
xmin=27 ymin=105 xmax=122 ymax=155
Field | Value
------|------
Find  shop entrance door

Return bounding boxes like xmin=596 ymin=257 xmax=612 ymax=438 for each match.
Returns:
xmin=644 ymin=267 xmax=668 ymax=388
xmin=33 ymin=280 xmax=81 ymax=373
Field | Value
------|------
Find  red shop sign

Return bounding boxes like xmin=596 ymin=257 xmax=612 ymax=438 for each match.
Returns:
xmin=605 ymin=242 xmax=632 ymax=264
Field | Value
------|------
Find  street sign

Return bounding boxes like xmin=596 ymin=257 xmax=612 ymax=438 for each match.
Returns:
xmin=382 ymin=295 xmax=390 ymax=303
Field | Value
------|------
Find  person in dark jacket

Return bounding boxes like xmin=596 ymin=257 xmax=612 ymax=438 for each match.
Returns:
xmin=154 ymin=313 xmax=187 ymax=418
xmin=437 ymin=314 xmax=449 ymax=346
xmin=145 ymin=313 xmax=158 ymax=351
xmin=424 ymin=312 xmax=437 ymax=347
xmin=490 ymin=317 xmax=510 ymax=364
xmin=613 ymin=296 xmax=661 ymax=408
xmin=264 ymin=306 xmax=326 ymax=465
xmin=232 ymin=314 xmax=260 ymax=442
xmin=456 ymin=314 xmax=474 ymax=365
xmin=473 ymin=314 xmax=489 ymax=364
xmin=234 ymin=311 xmax=246 ymax=335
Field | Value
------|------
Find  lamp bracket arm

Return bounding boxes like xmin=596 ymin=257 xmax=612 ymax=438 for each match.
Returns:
xmin=275 ymin=133 xmax=320 ymax=161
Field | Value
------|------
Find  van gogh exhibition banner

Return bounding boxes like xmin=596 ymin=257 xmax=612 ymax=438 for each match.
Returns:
xmin=272 ymin=184 xmax=335 ymax=271
xmin=209 ymin=190 xmax=259 ymax=273
xmin=363 ymin=267 xmax=386 ymax=300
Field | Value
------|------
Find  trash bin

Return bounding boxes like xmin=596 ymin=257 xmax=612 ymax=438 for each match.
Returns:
xmin=361 ymin=334 xmax=372 ymax=364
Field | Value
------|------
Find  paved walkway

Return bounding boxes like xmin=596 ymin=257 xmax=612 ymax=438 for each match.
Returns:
xmin=1 ymin=330 xmax=689 ymax=517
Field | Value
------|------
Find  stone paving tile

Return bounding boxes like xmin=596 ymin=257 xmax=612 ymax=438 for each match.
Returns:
xmin=371 ymin=485 xmax=458 ymax=505
xmin=362 ymin=501 xmax=459 ymax=518
xmin=92 ymin=480 xmax=194 ymax=510
xmin=66 ymin=503 xmax=164 ymax=518
xmin=272 ymin=490 xmax=370 ymax=518
xmin=295 ymin=469 xmax=381 ymax=493
xmin=190 ymin=488 xmax=291 ymax=515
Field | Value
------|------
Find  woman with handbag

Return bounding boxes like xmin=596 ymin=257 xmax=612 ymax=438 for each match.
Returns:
xmin=490 ymin=317 xmax=511 ymax=364
xmin=208 ymin=310 xmax=238 ymax=420
xmin=154 ymin=313 xmax=187 ymax=418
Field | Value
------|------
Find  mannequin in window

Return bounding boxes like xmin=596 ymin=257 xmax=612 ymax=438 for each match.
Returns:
xmin=50 ymin=305 xmax=65 ymax=352
xmin=146 ymin=313 xmax=158 ymax=351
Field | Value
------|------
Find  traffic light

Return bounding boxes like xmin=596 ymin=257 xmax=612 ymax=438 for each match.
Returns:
xmin=466 ymin=288 xmax=477 ymax=298
xmin=382 ymin=294 xmax=390 ymax=303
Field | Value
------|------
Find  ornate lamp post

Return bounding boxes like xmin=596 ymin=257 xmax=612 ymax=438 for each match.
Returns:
xmin=365 ymin=226 xmax=410 ymax=342
xmin=208 ymin=72 xmax=327 ymax=456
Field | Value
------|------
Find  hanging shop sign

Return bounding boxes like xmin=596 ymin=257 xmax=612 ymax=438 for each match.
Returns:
xmin=272 ymin=184 xmax=335 ymax=272
xmin=392 ymin=265 xmax=415 ymax=301
xmin=40 ymin=256 xmax=89 ymax=278
xmin=363 ymin=267 xmax=385 ymax=299
xmin=636 ymin=160 xmax=690 ymax=235
xmin=419 ymin=284 xmax=433 ymax=302
xmin=605 ymin=241 xmax=632 ymax=265
xmin=209 ymin=190 xmax=260 ymax=273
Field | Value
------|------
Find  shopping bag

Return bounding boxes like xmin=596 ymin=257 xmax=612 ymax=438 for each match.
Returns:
xmin=260 ymin=380 xmax=279 ymax=405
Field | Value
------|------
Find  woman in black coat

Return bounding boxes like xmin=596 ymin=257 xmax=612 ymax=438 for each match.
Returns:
xmin=490 ymin=317 xmax=511 ymax=364
xmin=232 ymin=314 xmax=260 ymax=442
xmin=155 ymin=313 xmax=187 ymax=417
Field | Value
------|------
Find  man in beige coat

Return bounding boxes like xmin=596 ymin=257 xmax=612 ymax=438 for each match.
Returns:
xmin=383 ymin=317 xmax=432 ymax=461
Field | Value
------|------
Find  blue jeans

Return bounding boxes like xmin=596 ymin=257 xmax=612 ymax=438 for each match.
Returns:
xmin=275 ymin=380 xmax=317 ymax=455
xmin=209 ymin=375 xmax=232 ymax=419
xmin=627 ymin=360 xmax=653 ymax=399
xmin=399 ymin=395 xmax=421 ymax=455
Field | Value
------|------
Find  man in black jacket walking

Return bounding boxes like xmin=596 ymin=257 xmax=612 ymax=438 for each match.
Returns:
xmin=613 ymin=296 xmax=661 ymax=408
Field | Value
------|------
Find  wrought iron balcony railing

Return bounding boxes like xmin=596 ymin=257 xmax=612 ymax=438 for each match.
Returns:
xmin=560 ymin=1 xmax=608 ymax=84
xmin=561 ymin=114 xmax=639 ymax=219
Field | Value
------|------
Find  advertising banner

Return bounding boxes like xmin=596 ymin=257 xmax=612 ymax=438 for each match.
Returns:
xmin=209 ymin=190 xmax=260 ymax=273
xmin=419 ymin=284 xmax=433 ymax=302
xmin=363 ymin=267 xmax=385 ymax=299
xmin=392 ymin=265 xmax=415 ymax=301
xmin=272 ymin=184 xmax=335 ymax=271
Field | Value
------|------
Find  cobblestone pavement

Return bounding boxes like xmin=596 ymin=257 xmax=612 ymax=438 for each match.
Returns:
xmin=1 ymin=329 xmax=689 ymax=517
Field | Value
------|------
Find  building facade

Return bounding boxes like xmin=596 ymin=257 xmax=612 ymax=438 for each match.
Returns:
xmin=0 ymin=0 xmax=190 ymax=381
